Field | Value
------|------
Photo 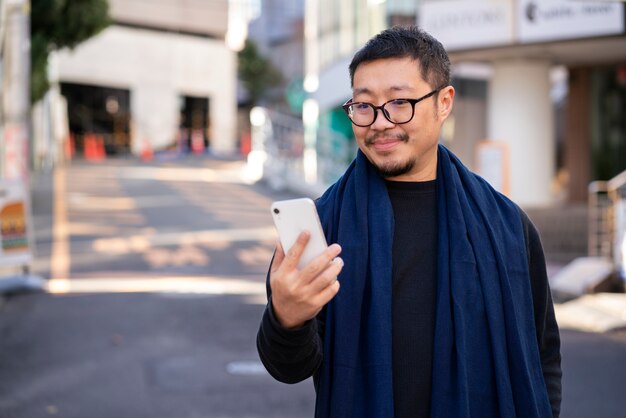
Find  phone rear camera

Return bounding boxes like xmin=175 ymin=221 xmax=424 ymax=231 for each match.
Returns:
xmin=273 ymin=208 xmax=280 ymax=214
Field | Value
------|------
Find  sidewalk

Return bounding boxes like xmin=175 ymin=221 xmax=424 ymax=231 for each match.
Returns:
xmin=554 ymin=293 xmax=626 ymax=333
xmin=547 ymin=259 xmax=626 ymax=334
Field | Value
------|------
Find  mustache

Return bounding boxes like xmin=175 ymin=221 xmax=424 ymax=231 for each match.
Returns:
xmin=365 ymin=132 xmax=409 ymax=146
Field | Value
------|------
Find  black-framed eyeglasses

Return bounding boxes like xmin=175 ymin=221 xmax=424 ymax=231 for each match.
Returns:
xmin=341 ymin=88 xmax=441 ymax=127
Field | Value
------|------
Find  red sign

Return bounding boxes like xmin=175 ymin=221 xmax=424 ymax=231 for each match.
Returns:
xmin=0 ymin=180 xmax=32 ymax=266
xmin=2 ymin=123 xmax=29 ymax=181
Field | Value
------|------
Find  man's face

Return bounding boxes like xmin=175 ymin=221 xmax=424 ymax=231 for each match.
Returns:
xmin=350 ymin=57 xmax=454 ymax=181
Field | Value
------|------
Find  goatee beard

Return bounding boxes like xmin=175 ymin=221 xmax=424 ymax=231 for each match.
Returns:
xmin=374 ymin=159 xmax=416 ymax=178
xmin=365 ymin=132 xmax=414 ymax=178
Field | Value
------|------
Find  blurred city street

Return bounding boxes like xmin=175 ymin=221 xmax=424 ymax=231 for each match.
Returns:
xmin=0 ymin=154 xmax=317 ymax=418
xmin=0 ymin=154 xmax=624 ymax=418
xmin=1 ymin=0 xmax=625 ymax=416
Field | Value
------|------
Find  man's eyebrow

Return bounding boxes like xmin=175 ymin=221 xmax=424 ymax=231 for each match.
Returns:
xmin=352 ymin=87 xmax=371 ymax=96
xmin=353 ymin=85 xmax=413 ymax=97
xmin=389 ymin=84 xmax=412 ymax=92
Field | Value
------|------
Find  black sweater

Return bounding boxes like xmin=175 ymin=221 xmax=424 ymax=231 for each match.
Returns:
xmin=257 ymin=180 xmax=562 ymax=418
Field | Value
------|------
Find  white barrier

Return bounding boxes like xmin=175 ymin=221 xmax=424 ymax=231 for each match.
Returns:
xmin=0 ymin=179 xmax=43 ymax=293
xmin=247 ymin=106 xmax=356 ymax=198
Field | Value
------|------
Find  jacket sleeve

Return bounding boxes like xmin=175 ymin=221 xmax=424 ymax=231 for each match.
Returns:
xmin=521 ymin=210 xmax=563 ymax=418
xmin=256 ymin=256 xmax=324 ymax=384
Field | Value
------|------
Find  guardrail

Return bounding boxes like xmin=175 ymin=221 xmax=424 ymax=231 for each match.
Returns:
xmin=247 ymin=106 xmax=356 ymax=195
xmin=588 ymin=169 xmax=626 ymax=281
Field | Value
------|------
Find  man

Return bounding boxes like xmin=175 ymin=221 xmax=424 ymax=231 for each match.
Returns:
xmin=257 ymin=26 xmax=561 ymax=418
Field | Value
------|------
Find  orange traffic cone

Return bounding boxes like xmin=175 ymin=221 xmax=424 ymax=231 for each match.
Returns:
xmin=191 ymin=129 xmax=204 ymax=154
xmin=84 ymin=134 xmax=105 ymax=161
xmin=141 ymin=139 xmax=153 ymax=161
xmin=240 ymin=131 xmax=251 ymax=156
xmin=96 ymin=135 xmax=106 ymax=160
xmin=65 ymin=133 xmax=75 ymax=160
xmin=84 ymin=134 xmax=95 ymax=160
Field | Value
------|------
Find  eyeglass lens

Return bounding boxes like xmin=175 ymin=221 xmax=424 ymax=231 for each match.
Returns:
xmin=349 ymin=99 xmax=414 ymax=126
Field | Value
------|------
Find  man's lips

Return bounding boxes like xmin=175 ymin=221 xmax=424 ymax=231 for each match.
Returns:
xmin=371 ymin=139 xmax=401 ymax=152
xmin=365 ymin=134 xmax=408 ymax=152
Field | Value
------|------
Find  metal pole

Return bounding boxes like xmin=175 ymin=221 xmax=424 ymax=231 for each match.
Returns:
xmin=2 ymin=0 xmax=30 ymax=181
xmin=0 ymin=0 xmax=43 ymax=293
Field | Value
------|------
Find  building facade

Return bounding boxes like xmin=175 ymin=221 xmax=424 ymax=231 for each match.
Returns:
xmin=301 ymin=0 xmax=626 ymax=207
xmin=51 ymin=0 xmax=241 ymax=157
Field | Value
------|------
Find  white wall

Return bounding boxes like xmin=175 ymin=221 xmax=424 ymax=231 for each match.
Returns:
xmin=488 ymin=59 xmax=554 ymax=207
xmin=55 ymin=25 xmax=237 ymax=155
xmin=313 ymin=56 xmax=352 ymax=113
xmin=108 ymin=0 xmax=228 ymax=37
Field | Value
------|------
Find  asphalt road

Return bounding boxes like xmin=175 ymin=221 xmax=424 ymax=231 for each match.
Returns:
xmin=0 ymin=154 xmax=625 ymax=418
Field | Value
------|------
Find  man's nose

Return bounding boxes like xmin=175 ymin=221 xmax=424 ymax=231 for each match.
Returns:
xmin=371 ymin=107 xmax=395 ymax=130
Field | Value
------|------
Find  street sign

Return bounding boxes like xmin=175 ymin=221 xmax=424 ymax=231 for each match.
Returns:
xmin=476 ymin=140 xmax=510 ymax=196
xmin=285 ymin=77 xmax=305 ymax=115
xmin=0 ymin=179 xmax=32 ymax=267
xmin=2 ymin=122 xmax=29 ymax=181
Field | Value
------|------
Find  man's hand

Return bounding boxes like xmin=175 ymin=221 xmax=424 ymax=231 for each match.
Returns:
xmin=270 ymin=231 xmax=343 ymax=329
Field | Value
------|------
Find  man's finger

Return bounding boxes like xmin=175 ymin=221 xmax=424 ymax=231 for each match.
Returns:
xmin=281 ymin=230 xmax=311 ymax=270
xmin=300 ymin=243 xmax=342 ymax=283
xmin=308 ymin=256 xmax=343 ymax=292
xmin=311 ymin=277 xmax=340 ymax=308
xmin=270 ymin=241 xmax=285 ymax=273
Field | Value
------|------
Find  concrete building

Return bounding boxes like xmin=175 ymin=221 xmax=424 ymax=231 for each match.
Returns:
xmin=420 ymin=0 xmax=626 ymax=206
xmin=51 ymin=0 xmax=243 ymax=157
xmin=301 ymin=0 xmax=626 ymax=207
xmin=248 ymin=0 xmax=305 ymax=82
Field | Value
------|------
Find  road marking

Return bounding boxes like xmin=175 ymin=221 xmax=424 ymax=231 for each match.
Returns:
xmin=91 ymin=226 xmax=277 ymax=254
xmin=225 ymin=361 xmax=267 ymax=376
xmin=50 ymin=167 xmax=69 ymax=281
xmin=45 ymin=276 xmax=266 ymax=295
xmin=68 ymin=193 xmax=183 ymax=210
xmin=89 ymin=165 xmax=254 ymax=184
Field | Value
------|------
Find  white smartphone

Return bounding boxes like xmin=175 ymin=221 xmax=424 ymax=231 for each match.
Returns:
xmin=271 ymin=198 xmax=328 ymax=269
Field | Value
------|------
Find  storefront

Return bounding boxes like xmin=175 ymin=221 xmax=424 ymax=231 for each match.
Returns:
xmin=419 ymin=0 xmax=626 ymax=205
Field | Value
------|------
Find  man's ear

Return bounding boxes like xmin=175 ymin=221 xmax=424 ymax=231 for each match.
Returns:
xmin=438 ymin=86 xmax=455 ymax=121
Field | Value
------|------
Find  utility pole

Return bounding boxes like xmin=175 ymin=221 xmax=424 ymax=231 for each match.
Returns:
xmin=1 ymin=0 xmax=30 ymax=181
xmin=0 ymin=0 xmax=43 ymax=293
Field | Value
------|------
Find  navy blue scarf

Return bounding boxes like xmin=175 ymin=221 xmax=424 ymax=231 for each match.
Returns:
xmin=313 ymin=145 xmax=552 ymax=417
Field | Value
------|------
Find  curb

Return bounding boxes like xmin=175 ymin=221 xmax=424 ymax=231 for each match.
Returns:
xmin=0 ymin=274 xmax=46 ymax=295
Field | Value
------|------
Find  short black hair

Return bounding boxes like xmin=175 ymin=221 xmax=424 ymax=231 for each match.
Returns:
xmin=348 ymin=26 xmax=450 ymax=90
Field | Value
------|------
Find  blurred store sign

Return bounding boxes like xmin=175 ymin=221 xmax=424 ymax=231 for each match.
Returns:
xmin=517 ymin=0 xmax=624 ymax=43
xmin=0 ymin=179 xmax=32 ymax=267
xmin=476 ymin=140 xmax=510 ymax=197
xmin=419 ymin=0 xmax=514 ymax=51
xmin=419 ymin=0 xmax=625 ymax=51
xmin=286 ymin=77 xmax=306 ymax=115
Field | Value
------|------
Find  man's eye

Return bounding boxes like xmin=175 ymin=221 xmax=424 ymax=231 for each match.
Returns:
xmin=389 ymin=99 xmax=410 ymax=107
xmin=353 ymin=103 xmax=371 ymax=111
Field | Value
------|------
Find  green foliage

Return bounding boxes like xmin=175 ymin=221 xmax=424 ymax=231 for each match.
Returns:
xmin=30 ymin=0 xmax=111 ymax=103
xmin=237 ymin=39 xmax=283 ymax=106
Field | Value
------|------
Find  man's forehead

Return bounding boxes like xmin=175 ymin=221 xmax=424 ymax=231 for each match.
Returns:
xmin=352 ymin=62 xmax=427 ymax=96
xmin=352 ymin=57 xmax=424 ymax=86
